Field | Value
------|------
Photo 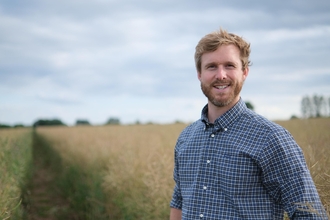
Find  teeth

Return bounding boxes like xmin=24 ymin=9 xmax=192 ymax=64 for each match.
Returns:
xmin=216 ymin=85 xmax=228 ymax=89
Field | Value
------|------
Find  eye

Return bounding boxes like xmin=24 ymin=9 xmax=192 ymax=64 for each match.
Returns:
xmin=226 ymin=63 xmax=236 ymax=68
xmin=206 ymin=64 xmax=217 ymax=70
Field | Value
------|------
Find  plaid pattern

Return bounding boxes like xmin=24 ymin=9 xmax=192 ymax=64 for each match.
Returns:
xmin=170 ymin=99 xmax=327 ymax=219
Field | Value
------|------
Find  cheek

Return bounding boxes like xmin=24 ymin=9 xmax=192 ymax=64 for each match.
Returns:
xmin=199 ymin=72 xmax=214 ymax=82
xmin=198 ymin=73 xmax=209 ymax=83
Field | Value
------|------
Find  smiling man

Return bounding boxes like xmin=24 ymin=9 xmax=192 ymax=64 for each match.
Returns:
xmin=169 ymin=28 xmax=327 ymax=219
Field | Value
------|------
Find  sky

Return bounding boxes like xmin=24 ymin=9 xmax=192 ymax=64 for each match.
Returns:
xmin=1 ymin=0 xmax=330 ymax=126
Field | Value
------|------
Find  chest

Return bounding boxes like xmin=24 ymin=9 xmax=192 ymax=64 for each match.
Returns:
xmin=177 ymin=128 xmax=264 ymax=193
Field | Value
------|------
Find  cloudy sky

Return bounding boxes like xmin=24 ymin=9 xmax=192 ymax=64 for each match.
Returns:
xmin=1 ymin=0 xmax=330 ymax=126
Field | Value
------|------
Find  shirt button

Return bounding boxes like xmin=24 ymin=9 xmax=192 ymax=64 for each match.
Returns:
xmin=200 ymin=214 xmax=204 ymax=218
xmin=207 ymin=160 xmax=211 ymax=164
xmin=211 ymin=134 xmax=215 ymax=137
xmin=203 ymin=186 xmax=207 ymax=190
xmin=224 ymin=128 xmax=227 ymax=131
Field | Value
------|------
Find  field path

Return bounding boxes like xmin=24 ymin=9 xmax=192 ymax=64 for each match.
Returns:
xmin=24 ymin=133 xmax=74 ymax=220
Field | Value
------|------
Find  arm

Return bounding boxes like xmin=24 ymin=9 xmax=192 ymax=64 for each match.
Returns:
xmin=170 ymin=140 xmax=183 ymax=219
xmin=261 ymin=129 xmax=327 ymax=219
xmin=170 ymin=208 xmax=182 ymax=220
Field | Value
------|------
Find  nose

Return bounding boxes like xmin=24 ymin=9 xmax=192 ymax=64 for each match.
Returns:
xmin=215 ymin=66 xmax=227 ymax=80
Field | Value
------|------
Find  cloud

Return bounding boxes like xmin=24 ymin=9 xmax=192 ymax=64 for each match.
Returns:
xmin=0 ymin=0 xmax=330 ymax=125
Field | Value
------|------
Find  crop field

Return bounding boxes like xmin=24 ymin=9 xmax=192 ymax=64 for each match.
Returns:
xmin=36 ymin=118 xmax=330 ymax=219
xmin=1 ymin=118 xmax=329 ymax=219
xmin=36 ymin=123 xmax=187 ymax=219
xmin=0 ymin=128 xmax=33 ymax=219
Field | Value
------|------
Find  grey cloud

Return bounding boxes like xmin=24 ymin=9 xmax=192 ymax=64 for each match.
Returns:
xmin=37 ymin=95 xmax=82 ymax=105
xmin=1 ymin=0 xmax=329 ymax=124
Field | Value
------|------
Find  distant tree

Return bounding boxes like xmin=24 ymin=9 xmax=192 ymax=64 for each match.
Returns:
xmin=33 ymin=119 xmax=66 ymax=127
xmin=301 ymin=94 xmax=329 ymax=118
xmin=0 ymin=123 xmax=11 ymax=129
xmin=76 ymin=119 xmax=90 ymax=126
xmin=301 ymin=96 xmax=313 ymax=118
xmin=290 ymin=115 xmax=299 ymax=120
xmin=328 ymin=97 xmax=330 ymax=117
xmin=245 ymin=101 xmax=254 ymax=111
xmin=106 ymin=117 xmax=120 ymax=125
xmin=312 ymin=95 xmax=325 ymax=117
xmin=14 ymin=124 xmax=24 ymax=128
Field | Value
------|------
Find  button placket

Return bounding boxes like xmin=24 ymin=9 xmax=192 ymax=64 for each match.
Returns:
xmin=200 ymin=123 xmax=214 ymax=219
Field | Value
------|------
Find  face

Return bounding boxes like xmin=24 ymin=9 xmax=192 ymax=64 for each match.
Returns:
xmin=198 ymin=44 xmax=248 ymax=109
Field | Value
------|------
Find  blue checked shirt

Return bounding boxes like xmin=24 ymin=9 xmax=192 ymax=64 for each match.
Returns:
xmin=170 ymin=99 xmax=327 ymax=219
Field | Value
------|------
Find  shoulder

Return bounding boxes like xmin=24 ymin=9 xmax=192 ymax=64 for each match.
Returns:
xmin=178 ymin=120 xmax=202 ymax=138
xmin=240 ymin=108 xmax=288 ymax=137
xmin=242 ymin=109 xmax=304 ymax=160
xmin=238 ymin=108 xmax=299 ymax=153
xmin=175 ymin=120 xmax=203 ymax=149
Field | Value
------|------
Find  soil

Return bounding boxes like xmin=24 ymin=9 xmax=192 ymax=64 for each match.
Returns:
xmin=24 ymin=157 xmax=72 ymax=220
xmin=22 ymin=133 xmax=77 ymax=220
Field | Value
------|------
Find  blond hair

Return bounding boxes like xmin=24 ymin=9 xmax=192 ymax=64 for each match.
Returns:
xmin=194 ymin=28 xmax=251 ymax=72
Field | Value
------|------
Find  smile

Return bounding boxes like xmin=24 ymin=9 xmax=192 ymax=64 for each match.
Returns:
xmin=214 ymin=85 xmax=228 ymax=90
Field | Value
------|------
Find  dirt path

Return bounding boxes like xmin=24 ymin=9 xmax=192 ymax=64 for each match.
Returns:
xmin=23 ymin=134 xmax=74 ymax=220
xmin=25 ymin=161 xmax=70 ymax=220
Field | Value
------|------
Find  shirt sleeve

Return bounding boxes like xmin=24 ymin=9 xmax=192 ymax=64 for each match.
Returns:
xmin=170 ymin=143 xmax=183 ymax=210
xmin=260 ymin=128 xmax=327 ymax=219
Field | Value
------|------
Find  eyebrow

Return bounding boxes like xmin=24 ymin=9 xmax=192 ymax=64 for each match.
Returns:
xmin=204 ymin=62 xmax=218 ymax=67
xmin=225 ymin=61 xmax=238 ymax=66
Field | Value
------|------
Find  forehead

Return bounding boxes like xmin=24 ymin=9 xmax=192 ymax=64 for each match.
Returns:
xmin=201 ymin=44 xmax=241 ymax=65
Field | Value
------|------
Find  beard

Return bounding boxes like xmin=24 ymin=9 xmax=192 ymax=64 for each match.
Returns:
xmin=200 ymin=79 xmax=244 ymax=107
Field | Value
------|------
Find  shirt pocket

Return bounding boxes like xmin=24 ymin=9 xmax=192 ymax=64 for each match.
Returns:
xmin=213 ymin=152 xmax=262 ymax=196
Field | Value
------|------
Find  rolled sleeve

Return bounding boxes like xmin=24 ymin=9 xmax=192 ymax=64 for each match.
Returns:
xmin=170 ymin=146 xmax=182 ymax=210
xmin=260 ymin=129 xmax=327 ymax=219
xmin=170 ymin=183 xmax=182 ymax=209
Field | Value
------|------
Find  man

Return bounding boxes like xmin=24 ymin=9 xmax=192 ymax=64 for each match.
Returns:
xmin=169 ymin=28 xmax=327 ymax=219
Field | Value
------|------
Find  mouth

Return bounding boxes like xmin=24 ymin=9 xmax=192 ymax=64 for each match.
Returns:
xmin=214 ymin=85 xmax=229 ymax=90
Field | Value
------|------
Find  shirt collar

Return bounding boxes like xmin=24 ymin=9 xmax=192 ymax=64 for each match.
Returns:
xmin=201 ymin=98 xmax=247 ymax=129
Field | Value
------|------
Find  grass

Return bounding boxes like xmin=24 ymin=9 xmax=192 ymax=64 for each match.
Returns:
xmin=0 ymin=128 xmax=33 ymax=220
xmin=36 ymin=123 xmax=186 ymax=219
xmin=34 ymin=118 xmax=329 ymax=219
xmin=29 ymin=132 xmax=110 ymax=219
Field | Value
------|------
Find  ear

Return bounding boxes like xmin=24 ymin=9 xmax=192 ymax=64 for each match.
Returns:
xmin=197 ymin=71 xmax=202 ymax=81
xmin=242 ymin=67 xmax=249 ymax=81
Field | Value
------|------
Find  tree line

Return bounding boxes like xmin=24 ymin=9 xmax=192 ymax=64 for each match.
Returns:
xmin=301 ymin=94 xmax=330 ymax=118
xmin=1 ymin=102 xmax=255 ymax=129
xmin=32 ymin=117 xmax=121 ymax=127
xmin=0 ymin=117 xmax=121 ymax=129
xmin=5 ymin=97 xmax=329 ymax=129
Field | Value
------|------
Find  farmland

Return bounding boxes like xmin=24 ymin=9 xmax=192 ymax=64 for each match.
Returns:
xmin=1 ymin=118 xmax=329 ymax=219
xmin=35 ymin=123 xmax=186 ymax=219
xmin=0 ymin=128 xmax=33 ymax=219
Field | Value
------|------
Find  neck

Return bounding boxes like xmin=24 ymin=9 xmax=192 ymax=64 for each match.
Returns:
xmin=207 ymin=97 xmax=240 ymax=123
